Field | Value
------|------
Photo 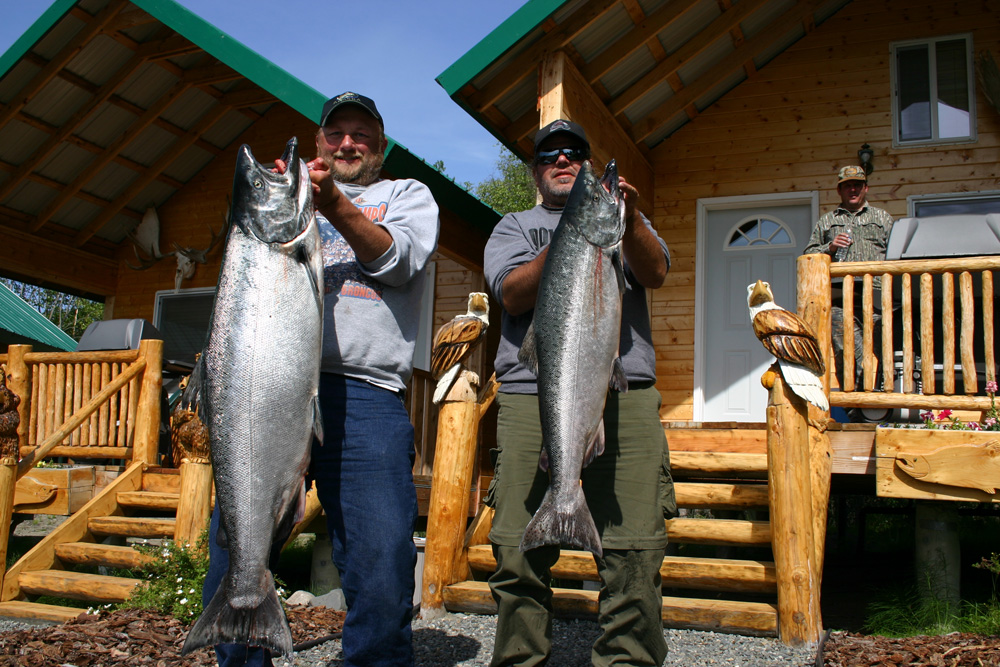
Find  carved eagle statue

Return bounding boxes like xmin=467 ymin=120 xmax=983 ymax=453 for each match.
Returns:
xmin=431 ymin=292 xmax=490 ymax=404
xmin=747 ymin=280 xmax=829 ymax=411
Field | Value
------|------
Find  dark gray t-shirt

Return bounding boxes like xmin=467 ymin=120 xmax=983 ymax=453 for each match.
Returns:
xmin=483 ymin=204 xmax=669 ymax=394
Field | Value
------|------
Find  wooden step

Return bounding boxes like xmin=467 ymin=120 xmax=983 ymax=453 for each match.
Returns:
xmin=141 ymin=469 xmax=180 ymax=494
xmin=88 ymin=516 xmax=175 ymax=539
xmin=466 ymin=545 xmax=776 ymax=593
xmin=0 ymin=600 xmax=90 ymax=623
xmin=670 ymin=451 xmax=768 ymax=479
xmin=54 ymin=542 xmax=155 ymax=570
xmin=18 ymin=570 xmax=141 ymax=603
xmin=666 ymin=517 xmax=772 ymax=547
xmin=443 ymin=581 xmax=777 ymax=636
xmin=117 ymin=490 xmax=179 ymax=510
xmin=674 ymin=482 xmax=769 ymax=509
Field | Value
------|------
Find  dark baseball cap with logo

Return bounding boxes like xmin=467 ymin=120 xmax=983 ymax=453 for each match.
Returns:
xmin=533 ymin=119 xmax=590 ymax=154
xmin=320 ymin=92 xmax=383 ymax=128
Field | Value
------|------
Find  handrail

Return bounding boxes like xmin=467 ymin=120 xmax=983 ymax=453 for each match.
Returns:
xmin=799 ymin=254 xmax=999 ymax=415
xmin=16 ymin=359 xmax=145 ymax=479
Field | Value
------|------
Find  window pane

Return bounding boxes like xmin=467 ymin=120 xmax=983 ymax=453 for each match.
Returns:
xmin=935 ymin=39 xmax=970 ymax=138
xmin=897 ymin=44 xmax=931 ymax=142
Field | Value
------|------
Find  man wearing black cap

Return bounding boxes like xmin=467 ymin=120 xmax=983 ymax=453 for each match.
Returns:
xmin=483 ymin=119 xmax=677 ymax=666
xmin=202 ymin=91 xmax=439 ymax=667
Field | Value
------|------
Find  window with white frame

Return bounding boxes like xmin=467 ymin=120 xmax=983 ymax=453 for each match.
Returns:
xmin=908 ymin=191 xmax=1000 ymax=218
xmin=891 ymin=34 xmax=976 ymax=146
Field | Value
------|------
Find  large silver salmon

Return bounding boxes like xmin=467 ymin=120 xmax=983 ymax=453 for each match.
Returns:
xmin=182 ymin=138 xmax=324 ymax=657
xmin=518 ymin=160 xmax=626 ymax=558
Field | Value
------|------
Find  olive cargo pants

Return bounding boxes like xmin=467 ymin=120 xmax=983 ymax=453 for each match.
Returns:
xmin=486 ymin=387 xmax=677 ymax=667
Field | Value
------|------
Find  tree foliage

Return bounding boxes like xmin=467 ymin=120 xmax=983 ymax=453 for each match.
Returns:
xmin=473 ymin=145 xmax=536 ymax=215
xmin=1 ymin=278 xmax=103 ymax=342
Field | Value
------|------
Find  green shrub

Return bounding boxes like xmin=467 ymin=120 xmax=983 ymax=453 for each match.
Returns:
xmin=117 ymin=534 xmax=211 ymax=621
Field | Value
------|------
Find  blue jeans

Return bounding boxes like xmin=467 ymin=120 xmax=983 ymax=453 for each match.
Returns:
xmin=311 ymin=373 xmax=418 ymax=667
xmin=201 ymin=373 xmax=418 ymax=667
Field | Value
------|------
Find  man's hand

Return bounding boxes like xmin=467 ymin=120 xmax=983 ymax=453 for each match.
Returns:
xmin=273 ymin=156 xmax=343 ymax=210
xmin=830 ymin=232 xmax=852 ymax=250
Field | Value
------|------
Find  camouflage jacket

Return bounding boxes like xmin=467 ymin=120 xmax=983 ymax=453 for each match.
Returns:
xmin=803 ymin=202 xmax=894 ymax=263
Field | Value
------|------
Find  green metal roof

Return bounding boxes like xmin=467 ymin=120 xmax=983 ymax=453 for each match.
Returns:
xmin=437 ymin=0 xmax=567 ymax=98
xmin=0 ymin=283 xmax=77 ymax=352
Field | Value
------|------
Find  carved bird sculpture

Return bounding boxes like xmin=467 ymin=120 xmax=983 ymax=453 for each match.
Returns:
xmin=747 ymin=279 xmax=829 ymax=411
xmin=431 ymin=292 xmax=489 ymax=404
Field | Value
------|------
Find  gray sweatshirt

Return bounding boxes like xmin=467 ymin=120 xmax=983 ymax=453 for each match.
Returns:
xmin=318 ymin=177 xmax=440 ymax=391
xmin=484 ymin=204 xmax=669 ymax=394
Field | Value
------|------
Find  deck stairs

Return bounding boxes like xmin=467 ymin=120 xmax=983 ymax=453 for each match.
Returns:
xmin=1 ymin=463 xmax=186 ymax=623
xmin=445 ymin=442 xmax=782 ymax=636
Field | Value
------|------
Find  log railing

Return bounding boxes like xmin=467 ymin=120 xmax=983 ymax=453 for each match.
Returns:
xmin=801 ymin=255 xmax=1000 ymax=413
xmin=0 ymin=341 xmax=163 ymax=473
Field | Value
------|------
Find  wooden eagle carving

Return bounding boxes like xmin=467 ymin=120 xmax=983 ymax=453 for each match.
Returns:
xmin=431 ymin=292 xmax=489 ymax=404
xmin=747 ymin=280 xmax=829 ymax=411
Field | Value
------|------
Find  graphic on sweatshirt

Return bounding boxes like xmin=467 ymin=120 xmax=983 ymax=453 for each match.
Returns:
xmin=320 ymin=198 xmax=389 ymax=302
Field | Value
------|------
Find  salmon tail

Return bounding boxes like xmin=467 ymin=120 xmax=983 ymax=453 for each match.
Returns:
xmin=520 ymin=485 xmax=602 ymax=557
xmin=181 ymin=572 xmax=292 ymax=658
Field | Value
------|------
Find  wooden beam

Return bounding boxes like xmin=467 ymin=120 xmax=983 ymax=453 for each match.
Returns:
xmin=0 ymin=223 xmax=117 ymax=295
xmin=631 ymin=1 xmax=823 ymax=143
xmin=610 ymin=0 xmax=771 ymax=116
xmin=0 ymin=0 xmax=128 ymax=130
xmin=582 ymin=0 xmax=702 ymax=84
xmin=73 ymin=102 xmax=231 ymax=246
xmin=31 ymin=78 xmax=195 ymax=233
xmin=538 ymin=51 xmax=653 ymax=213
xmin=466 ymin=0 xmax=621 ymax=113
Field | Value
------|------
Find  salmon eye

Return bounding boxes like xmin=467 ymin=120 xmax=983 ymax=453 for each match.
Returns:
xmin=253 ymin=179 xmax=263 ymax=189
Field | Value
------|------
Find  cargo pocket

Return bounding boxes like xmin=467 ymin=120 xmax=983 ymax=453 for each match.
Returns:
xmin=660 ymin=443 xmax=679 ymax=520
xmin=483 ymin=447 xmax=501 ymax=508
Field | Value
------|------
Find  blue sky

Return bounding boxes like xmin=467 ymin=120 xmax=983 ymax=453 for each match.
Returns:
xmin=0 ymin=0 xmax=529 ymax=188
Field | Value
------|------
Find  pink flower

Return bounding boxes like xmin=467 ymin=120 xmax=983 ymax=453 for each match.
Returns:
xmin=985 ymin=417 xmax=997 ymax=427
xmin=970 ymin=421 xmax=982 ymax=430
xmin=938 ymin=409 xmax=953 ymax=420
xmin=988 ymin=380 xmax=998 ymax=394
xmin=920 ymin=410 xmax=934 ymax=421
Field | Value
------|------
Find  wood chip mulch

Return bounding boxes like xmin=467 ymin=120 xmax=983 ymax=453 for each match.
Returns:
xmin=0 ymin=605 xmax=345 ymax=666
xmin=822 ymin=630 xmax=1000 ymax=666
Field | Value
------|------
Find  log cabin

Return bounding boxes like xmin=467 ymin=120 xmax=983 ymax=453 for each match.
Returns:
xmin=0 ymin=0 xmax=499 ymax=623
xmin=2 ymin=0 xmax=1000 ymax=646
xmin=422 ymin=0 xmax=1000 ymax=645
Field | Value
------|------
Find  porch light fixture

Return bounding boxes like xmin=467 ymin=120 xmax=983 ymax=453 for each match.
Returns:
xmin=858 ymin=143 xmax=874 ymax=175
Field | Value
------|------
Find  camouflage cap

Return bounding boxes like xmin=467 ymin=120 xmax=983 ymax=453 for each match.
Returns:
xmin=837 ymin=165 xmax=867 ymax=184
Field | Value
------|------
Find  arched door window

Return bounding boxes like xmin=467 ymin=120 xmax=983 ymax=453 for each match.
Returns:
xmin=725 ymin=215 xmax=794 ymax=250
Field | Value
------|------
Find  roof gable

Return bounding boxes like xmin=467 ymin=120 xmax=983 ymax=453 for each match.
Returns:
xmin=0 ymin=283 xmax=77 ymax=351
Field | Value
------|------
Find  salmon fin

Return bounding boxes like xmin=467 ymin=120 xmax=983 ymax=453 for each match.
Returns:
xmin=299 ymin=242 xmax=322 ymax=311
xmin=311 ymin=394 xmax=324 ymax=445
xmin=517 ymin=320 xmax=539 ymax=375
xmin=538 ymin=447 xmax=549 ymax=472
xmin=612 ymin=248 xmax=629 ymax=293
xmin=274 ymin=488 xmax=301 ymax=547
xmin=583 ymin=420 xmax=605 ymax=467
xmin=216 ymin=523 xmax=229 ymax=550
xmin=609 ymin=357 xmax=628 ymax=393
xmin=181 ymin=571 xmax=293 ymax=658
xmin=520 ymin=485 xmax=602 ymax=557
xmin=181 ymin=356 xmax=205 ymax=419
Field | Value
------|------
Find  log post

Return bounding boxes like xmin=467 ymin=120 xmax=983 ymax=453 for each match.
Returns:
xmin=133 ymin=339 xmax=162 ymax=466
xmin=174 ymin=457 xmax=213 ymax=547
xmin=765 ymin=369 xmax=823 ymax=646
xmin=0 ymin=353 xmax=22 ymax=592
xmin=420 ymin=371 xmax=496 ymax=619
xmin=6 ymin=346 xmax=31 ymax=452
xmin=796 ymin=254 xmax=833 ymax=580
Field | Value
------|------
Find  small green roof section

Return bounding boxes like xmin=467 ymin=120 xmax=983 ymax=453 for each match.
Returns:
xmin=0 ymin=283 xmax=76 ymax=352
xmin=437 ymin=0 xmax=567 ymax=97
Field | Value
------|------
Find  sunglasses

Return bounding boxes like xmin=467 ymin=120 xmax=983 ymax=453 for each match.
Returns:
xmin=534 ymin=146 xmax=589 ymax=165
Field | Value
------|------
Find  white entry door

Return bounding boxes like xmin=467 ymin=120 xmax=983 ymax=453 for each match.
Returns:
xmin=695 ymin=195 xmax=817 ymax=422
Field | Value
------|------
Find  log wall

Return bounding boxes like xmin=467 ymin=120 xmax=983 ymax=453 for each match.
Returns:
xmin=649 ymin=0 xmax=1000 ymax=421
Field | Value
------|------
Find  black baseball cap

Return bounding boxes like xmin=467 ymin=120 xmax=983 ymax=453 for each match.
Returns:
xmin=533 ymin=119 xmax=590 ymax=153
xmin=320 ymin=92 xmax=383 ymax=128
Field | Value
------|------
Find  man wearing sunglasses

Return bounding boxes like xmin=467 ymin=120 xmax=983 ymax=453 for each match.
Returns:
xmin=483 ymin=119 xmax=678 ymax=667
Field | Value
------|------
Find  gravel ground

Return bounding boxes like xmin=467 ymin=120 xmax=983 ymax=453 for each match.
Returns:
xmin=0 ymin=611 xmax=819 ymax=666
xmin=290 ymin=613 xmax=816 ymax=666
